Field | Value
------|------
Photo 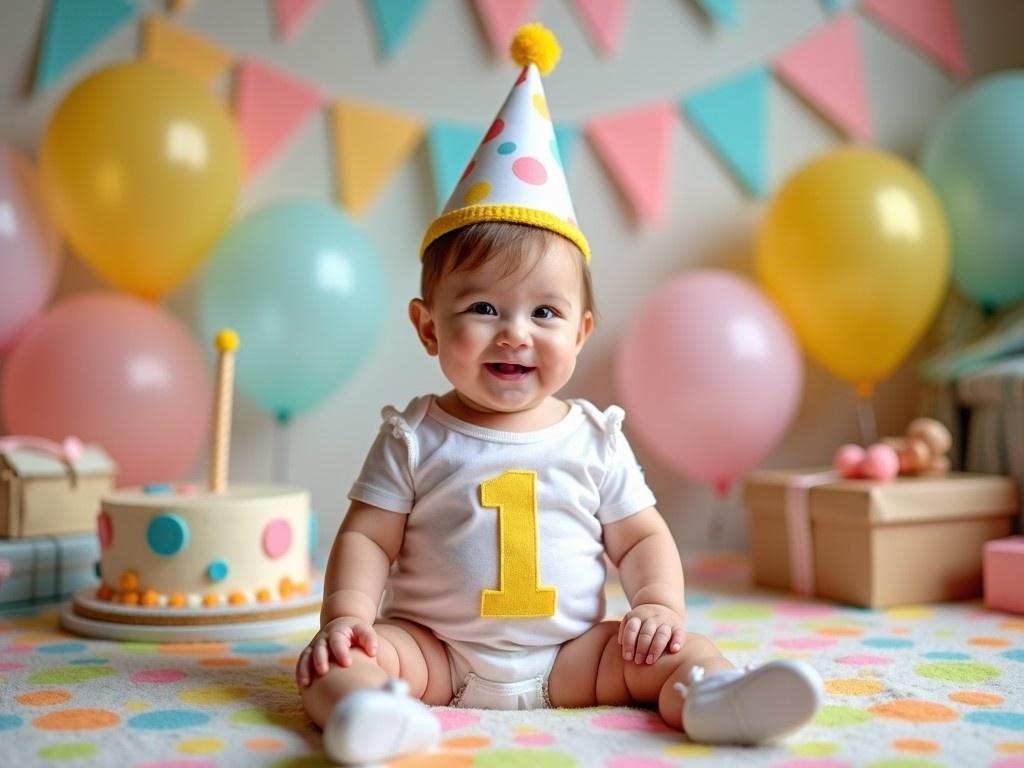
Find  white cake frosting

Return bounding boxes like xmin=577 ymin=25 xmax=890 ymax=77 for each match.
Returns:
xmin=97 ymin=483 xmax=311 ymax=608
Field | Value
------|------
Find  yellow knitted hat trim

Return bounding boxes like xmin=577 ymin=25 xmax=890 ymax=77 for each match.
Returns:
xmin=420 ymin=205 xmax=591 ymax=262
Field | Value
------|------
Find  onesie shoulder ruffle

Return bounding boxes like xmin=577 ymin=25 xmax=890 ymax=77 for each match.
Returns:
xmin=573 ymin=399 xmax=627 ymax=456
xmin=379 ymin=396 xmax=431 ymax=474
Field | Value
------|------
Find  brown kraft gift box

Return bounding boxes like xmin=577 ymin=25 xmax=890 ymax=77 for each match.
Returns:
xmin=744 ymin=469 xmax=1019 ymax=607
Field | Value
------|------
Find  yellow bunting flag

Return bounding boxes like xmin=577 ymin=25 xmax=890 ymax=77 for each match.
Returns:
xmin=141 ymin=16 xmax=232 ymax=86
xmin=330 ymin=101 xmax=425 ymax=215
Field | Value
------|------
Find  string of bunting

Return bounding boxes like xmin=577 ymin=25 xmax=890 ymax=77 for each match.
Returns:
xmin=31 ymin=0 xmax=967 ymax=223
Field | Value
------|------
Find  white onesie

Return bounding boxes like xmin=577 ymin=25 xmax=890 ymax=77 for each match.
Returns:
xmin=348 ymin=395 xmax=656 ymax=709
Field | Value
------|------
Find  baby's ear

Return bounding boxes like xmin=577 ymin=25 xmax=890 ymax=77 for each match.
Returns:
xmin=408 ymin=299 xmax=438 ymax=356
xmin=575 ymin=310 xmax=594 ymax=352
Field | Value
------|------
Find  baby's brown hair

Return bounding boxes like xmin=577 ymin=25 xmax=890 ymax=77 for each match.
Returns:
xmin=419 ymin=222 xmax=596 ymax=320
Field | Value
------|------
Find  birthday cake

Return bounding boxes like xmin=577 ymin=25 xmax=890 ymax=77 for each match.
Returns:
xmin=95 ymin=483 xmax=311 ymax=608
xmin=88 ymin=329 xmax=313 ymax=612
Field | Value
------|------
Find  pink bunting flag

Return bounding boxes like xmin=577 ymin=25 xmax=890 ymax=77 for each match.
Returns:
xmin=863 ymin=0 xmax=967 ymax=77
xmin=774 ymin=15 xmax=872 ymax=141
xmin=472 ymin=0 xmax=538 ymax=59
xmin=571 ymin=0 xmax=629 ymax=56
xmin=586 ymin=102 xmax=676 ymax=226
xmin=234 ymin=58 xmax=323 ymax=176
xmin=273 ymin=0 xmax=320 ymax=40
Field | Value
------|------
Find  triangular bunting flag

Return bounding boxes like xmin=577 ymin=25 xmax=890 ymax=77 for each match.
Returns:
xmin=426 ymin=123 xmax=485 ymax=212
xmin=273 ymin=0 xmax=320 ymax=41
xmin=553 ymin=124 xmax=580 ymax=173
xmin=693 ymin=0 xmax=739 ymax=27
xmin=367 ymin=0 xmax=429 ymax=58
xmin=330 ymin=101 xmax=425 ymax=215
xmin=863 ymin=0 xmax=967 ymax=76
xmin=684 ymin=67 xmax=769 ymax=197
xmin=141 ymin=16 xmax=232 ymax=86
xmin=586 ymin=103 xmax=676 ymax=225
xmin=234 ymin=58 xmax=323 ymax=176
xmin=472 ymin=0 xmax=538 ymax=59
xmin=774 ymin=15 xmax=872 ymax=141
xmin=35 ymin=0 xmax=136 ymax=92
xmin=571 ymin=0 xmax=629 ymax=56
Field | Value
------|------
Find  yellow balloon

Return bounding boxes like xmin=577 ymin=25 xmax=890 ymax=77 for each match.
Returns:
xmin=756 ymin=149 xmax=950 ymax=396
xmin=40 ymin=62 xmax=242 ymax=298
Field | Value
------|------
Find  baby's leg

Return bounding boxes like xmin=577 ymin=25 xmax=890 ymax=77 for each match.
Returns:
xmin=548 ymin=620 xmax=731 ymax=728
xmin=299 ymin=617 xmax=452 ymax=727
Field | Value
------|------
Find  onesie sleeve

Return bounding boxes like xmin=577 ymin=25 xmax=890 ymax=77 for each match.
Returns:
xmin=347 ymin=405 xmax=418 ymax=514
xmin=596 ymin=405 xmax=657 ymax=525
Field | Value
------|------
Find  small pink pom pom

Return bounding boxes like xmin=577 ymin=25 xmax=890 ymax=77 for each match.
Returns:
xmin=833 ymin=444 xmax=866 ymax=477
xmin=861 ymin=443 xmax=899 ymax=480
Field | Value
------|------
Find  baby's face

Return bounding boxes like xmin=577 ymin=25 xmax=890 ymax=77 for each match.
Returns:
xmin=415 ymin=240 xmax=593 ymax=416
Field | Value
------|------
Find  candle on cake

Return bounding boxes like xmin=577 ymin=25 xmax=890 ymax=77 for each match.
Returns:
xmin=209 ymin=328 xmax=238 ymax=494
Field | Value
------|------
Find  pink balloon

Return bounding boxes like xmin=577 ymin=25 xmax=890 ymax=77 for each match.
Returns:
xmin=616 ymin=270 xmax=803 ymax=493
xmin=0 ymin=145 xmax=62 ymax=352
xmin=1 ymin=293 xmax=210 ymax=486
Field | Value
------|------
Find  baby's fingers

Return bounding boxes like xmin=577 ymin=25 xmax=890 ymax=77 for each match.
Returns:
xmin=644 ymin=625 xmax=673 ymax=664
xmin=327 ymin=630 xmax=354 ymax=668
xmin=633 ymin=617 xmax=660 ymax=664
xmin=668 ymin=627 xmax=686 ymax=654
xmin=296 ymin=646 xmax=314 ymax=687
xmin=620 ymin=616 xmax=641 ymax=661
xmin=351 ymin=623 xmax=379 ymax=657
xmin=312 ymin=636 xmax=333 ymax=676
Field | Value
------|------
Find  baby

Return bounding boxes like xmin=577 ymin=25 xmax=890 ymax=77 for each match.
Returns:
xmin=297 ymin=24 xmax=822 ymax=765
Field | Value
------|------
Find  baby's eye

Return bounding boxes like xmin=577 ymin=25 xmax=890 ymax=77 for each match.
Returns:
xmin=533 ymin=306 xmax=557 ymax=320
xmin=469 ymin=302 xmax=497 ymax=316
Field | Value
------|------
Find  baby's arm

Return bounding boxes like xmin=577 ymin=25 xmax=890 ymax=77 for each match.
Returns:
xmin=297 ymin=500 xmax=407 ymax=686
xmin=603 ymin=507 xmax=686 ymax=666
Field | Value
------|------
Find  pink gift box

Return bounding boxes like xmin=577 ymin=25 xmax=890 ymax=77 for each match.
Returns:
xmin=984 ymin=536 xmax=1024 ymax=615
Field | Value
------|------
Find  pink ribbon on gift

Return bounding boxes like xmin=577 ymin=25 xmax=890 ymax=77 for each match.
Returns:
xmin=783 ymin=470 xmax=841 ymax=596
xmin=0 ymin=435 xmax=84 ymax=463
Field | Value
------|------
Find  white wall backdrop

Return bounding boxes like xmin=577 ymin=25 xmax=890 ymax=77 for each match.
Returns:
xmin=2 ymin=0 xmax=1023 ymax=554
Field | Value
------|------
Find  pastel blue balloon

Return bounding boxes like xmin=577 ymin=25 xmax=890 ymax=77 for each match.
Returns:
xmin=921 ymin=71 xmax=1024 ymax=311
xmin=199 ymin=200 xmax=385 ymax=420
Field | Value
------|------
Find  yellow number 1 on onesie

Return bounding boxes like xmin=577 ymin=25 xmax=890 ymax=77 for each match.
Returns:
xmin=479 ymin=470 xmax=556 ymax=617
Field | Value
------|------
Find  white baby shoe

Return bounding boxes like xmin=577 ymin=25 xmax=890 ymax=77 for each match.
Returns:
xmin=322 ymin=678 xmax=440 ymax=765
xmin=675 ymin=659 xmax=823 ymax=744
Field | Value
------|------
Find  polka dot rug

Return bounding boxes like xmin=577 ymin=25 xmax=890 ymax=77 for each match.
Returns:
xmin=1 ymin=553 xmax=1021 ymax=767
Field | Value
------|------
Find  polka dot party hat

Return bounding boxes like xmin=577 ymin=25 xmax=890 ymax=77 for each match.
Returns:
xmin=420 ymin=23 xmax=590 ymax=261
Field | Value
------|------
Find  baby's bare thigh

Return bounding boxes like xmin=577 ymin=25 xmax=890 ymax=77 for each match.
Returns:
xmin=376 ymin=618 xmax=453 ymax=705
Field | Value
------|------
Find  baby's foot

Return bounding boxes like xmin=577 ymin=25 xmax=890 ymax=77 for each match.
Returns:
xmin=323 ymin=679 xmax=440 ymax=765
xmin=674 ymin=659 xmax=823 ymax=744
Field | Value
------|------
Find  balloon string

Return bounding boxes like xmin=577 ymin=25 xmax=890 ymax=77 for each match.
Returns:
xmin=855 ymin=394 xmax=878 ymax=445
xmin=706 ymin=486 xmax=728 ymax=549
xmin=272 ymin=417 xmax=291 ymax=484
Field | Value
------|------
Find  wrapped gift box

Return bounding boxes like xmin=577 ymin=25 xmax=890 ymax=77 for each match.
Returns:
xmin=744 ymin=469 xmax=1018 ymax=607
xmin=984 ymin=536 xmax=1024 ymax=615
xmin=0 ymin=533 xmax=99 ymax=606
xmin=0 ymin=445 xmax=116 ymax=538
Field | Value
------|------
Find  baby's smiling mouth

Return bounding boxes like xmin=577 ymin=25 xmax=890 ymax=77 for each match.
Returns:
xmin=485 ymin=362 xmax=535 ymax=378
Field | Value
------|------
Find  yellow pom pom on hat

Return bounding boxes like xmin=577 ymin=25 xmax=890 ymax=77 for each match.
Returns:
xmin=420 ymin=23 xmax=590 ymax=262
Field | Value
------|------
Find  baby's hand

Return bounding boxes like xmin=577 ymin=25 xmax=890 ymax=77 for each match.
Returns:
xmin=618 ymin=604 xmax=686 ymax=665
xmin=295 ymin=616 xmax=379 ymax=687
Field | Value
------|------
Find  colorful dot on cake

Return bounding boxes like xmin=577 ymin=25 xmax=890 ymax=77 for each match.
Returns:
xmin=202 ymin=594 xmax=221 ymax=608
xmin=147 ymin=514 xmax=189 ymax=556
xmin=119 ymin=571 xmax=139 ymax=591
xmin=97 ymin=512 xmax=113 ymax=549
xmin=143 ymin=483 xmax=172 ymax=494
xmin=207 ymin=560 xmax=229 ymax=583
xmin=141 ymin=590 xmax=160 ymax=607
xmin=168 ymin=593 xmax=186 ymax=608
xmin=498 ymin=142 xmax=517 ymax=155
xmin=228 ymin=592 xmax=247 ymax=605
xmin=263 ymin=519 xmax=293 ymax=559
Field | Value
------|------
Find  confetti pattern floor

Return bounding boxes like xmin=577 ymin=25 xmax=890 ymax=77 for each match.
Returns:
xmin=1 ymin=553 xmax=1023 ymax=767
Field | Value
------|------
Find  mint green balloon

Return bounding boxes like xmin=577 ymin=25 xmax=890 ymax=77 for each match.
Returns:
xmin=199 ymin=201 xmax=385 ymax=420
xmin=921 ymin=71 xmax=1024 ymax=311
